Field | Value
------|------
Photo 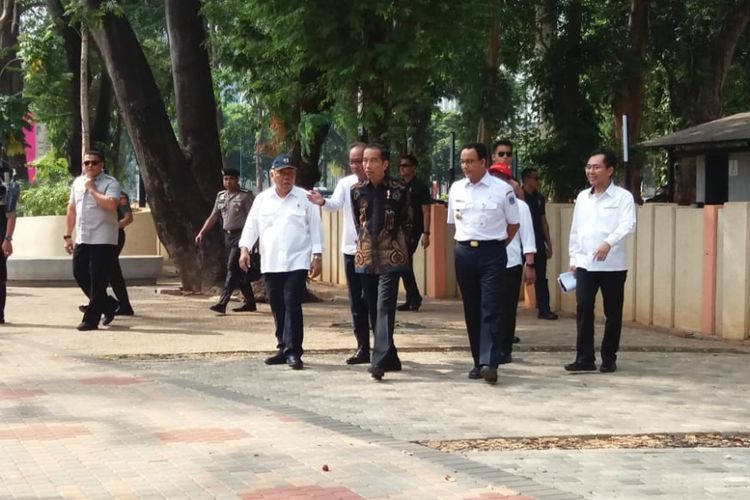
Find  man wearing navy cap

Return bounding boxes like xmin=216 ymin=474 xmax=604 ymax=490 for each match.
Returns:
xmin=196 ymin=168 xmax=256 ymax=314
xmin=239 ymin=154 xmax=323 ymax=370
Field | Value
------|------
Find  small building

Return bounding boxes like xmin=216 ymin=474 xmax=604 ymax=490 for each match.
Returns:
xmin=641 ymin=111 xmax=750 ymax=204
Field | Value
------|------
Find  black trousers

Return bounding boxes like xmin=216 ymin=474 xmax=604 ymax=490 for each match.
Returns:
xmin=218 ymin=232 xmax=255 ymax=307
xmin=108 ymin=229 xmax=132 ymax=311
xmin=502 ymin=265 xmax=523 ymax=355
xmin=398 ymin=238 xmax=422 ymax=306
xmin=534 ymin=245 xmax=552 ymax=314
xmin=575 ymin=268 xmax=627 ymax=364
xmin=360 ymin=272 xmax=400 ymax=367
xmin=454 ymin=243 xmax=507 ymax=368
xmin=264 ymin=270 xmax=307 ymax=357
xmin=344 ymin=254 xmax=371 ymax=352
xmin=73 ymin=243 xmax=118 ymax=326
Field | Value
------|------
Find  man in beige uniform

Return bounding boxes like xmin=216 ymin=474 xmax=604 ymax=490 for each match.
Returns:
xmin=196 ymin=168 xmax=256 ymax=314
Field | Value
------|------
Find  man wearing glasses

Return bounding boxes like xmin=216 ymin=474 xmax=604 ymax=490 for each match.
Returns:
xmin=307 ymin=142 xmax=373 ymax=365
xmin=395 ymin=154 xmax=431 ymax=312
xmin=64 ymin=150 xmax=121 ymax=331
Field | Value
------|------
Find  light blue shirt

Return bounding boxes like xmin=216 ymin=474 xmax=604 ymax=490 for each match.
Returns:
xmin=69 ymin=173 xmax=121 ymax=245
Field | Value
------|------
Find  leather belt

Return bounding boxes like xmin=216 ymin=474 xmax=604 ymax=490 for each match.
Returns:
xmin=457 ymin=240 xmax=504 ymax=248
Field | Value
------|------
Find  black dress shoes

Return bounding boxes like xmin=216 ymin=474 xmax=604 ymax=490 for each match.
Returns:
xmin=368 ymin=365 xmax=385 ymax=380
xmin=286 ymin=354 xmax=303 ymax=370
xmin=468 ymin=367 xmax=482 ymax=379
xmin=264 ymin=352 xmax=286 ymax=365
xmin=599 ymin=362 xmax=617 ymax=373
xmin=78 ymin=304 xmax=88 ymax=313
xmin=209 ymin=304 xmax=227 ymax=314
xmin=381 ymin=358 xmax=402 ymax=372
xmin=564 ymin=360 xmax=597 ymax=372
xmin=232 ymin=303 xmax=257 ymax=312
xmin=76 ymin=322 xmax=98 ymax=331
xmin=480 ymin=365 xmax=498 ymax=384
xmin=346 ymin=349 xmax=370 ymax=365
xmin=115 ymin=307 xmax=135 ymax=316
xmin=512 ymin=336 xmax=520 ymax=343
xmin=102 ymin=309 xmax=115 ymax=326
xmin=396 ymin=302 xmax=421 ymax=312
xmin=499 ymin=354 xmax=513 ymax=365
xmin=538 ymin=311 xmax=559 ymax=320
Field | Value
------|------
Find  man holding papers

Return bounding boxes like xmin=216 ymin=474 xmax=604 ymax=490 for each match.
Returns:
xmin=566 ymin=148 xmax=636 ymax=374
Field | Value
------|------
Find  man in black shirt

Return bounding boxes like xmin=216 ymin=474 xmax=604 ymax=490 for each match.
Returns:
xmin=522 ymin=167 xmax=558 ymax=320
xmin=395 ymin=154 xmax=431 ymax=311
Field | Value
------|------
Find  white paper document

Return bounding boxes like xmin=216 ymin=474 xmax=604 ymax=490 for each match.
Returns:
xmin=557 ymin=271 xmax=577 ymax=293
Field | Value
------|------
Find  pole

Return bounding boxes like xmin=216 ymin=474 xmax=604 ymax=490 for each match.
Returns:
xmin=622 ymin=114 xmax=631 ymax=191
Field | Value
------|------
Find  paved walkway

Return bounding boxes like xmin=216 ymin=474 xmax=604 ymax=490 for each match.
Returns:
xmin=1 ymin=281 xmax=749 ymax=499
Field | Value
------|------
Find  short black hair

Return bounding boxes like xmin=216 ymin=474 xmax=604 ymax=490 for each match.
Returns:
xmin=85 ymin=150 xmax=105 ymax=162
xmin=398 ymin=154 xmax=418 ymax=167
xmin=521 ymin=167 xmax=538 ymax=181
xmin=589 ymin=148 xmax=617 ymax=168
xmin=492 ymin=139 xmax=513 ymax=151
xmin=461 ymin=142 xmax=487 ymax=161
xmin=364 ymin=142 xmax=389 ymax=161
xmin=222 ymin=168 xmax=240 ymax=178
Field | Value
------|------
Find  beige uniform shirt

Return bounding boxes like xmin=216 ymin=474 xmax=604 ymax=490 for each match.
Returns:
xmin=211 ymin=189 xmax=254 ymax=231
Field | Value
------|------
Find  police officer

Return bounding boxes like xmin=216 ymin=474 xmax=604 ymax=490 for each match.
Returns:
xmin=0 ymin=167 xmax=20 ymax=324
xmin=447 ymin=143 xmax=520 ymax=384
xmin=196 ymin=168 xmax=256 ymax=314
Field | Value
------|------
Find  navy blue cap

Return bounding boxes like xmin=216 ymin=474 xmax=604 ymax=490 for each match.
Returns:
xmin=271 ymin=154 xmax=298 ymax=170
xmin=222 ymin=168 xmax=240 ymax=178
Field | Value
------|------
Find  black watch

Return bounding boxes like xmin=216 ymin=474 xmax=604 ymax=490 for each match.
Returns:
xmin=525 ymin=262 xmax=535 ymax=268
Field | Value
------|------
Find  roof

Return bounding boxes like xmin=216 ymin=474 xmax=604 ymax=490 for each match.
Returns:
xmin=641 ymin=111 xmax=750 ymax=149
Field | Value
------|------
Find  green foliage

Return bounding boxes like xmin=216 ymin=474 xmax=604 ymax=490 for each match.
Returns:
xmin=19 ymin=153 xmax=70 ymax=216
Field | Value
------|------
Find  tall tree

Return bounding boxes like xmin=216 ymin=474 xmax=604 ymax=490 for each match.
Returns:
xmin=83 ymin=0 xmax=224 ymax=290
xmin=0 ymin=0 xmax=28 ymax=179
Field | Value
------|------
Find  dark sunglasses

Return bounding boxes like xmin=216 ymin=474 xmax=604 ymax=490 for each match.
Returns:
xmin=398 ymin=163 xmax=414 ymax=168
xmin=83 ymin=160 xmax=101 ymax=166
xmin=495 ymin=151 xmax=513 ymax=157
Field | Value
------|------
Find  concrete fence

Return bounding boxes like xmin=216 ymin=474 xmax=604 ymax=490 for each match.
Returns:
xmin=320 ymin=202 xmax=750 ymax=340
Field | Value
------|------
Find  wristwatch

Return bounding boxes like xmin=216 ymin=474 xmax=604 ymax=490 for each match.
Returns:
xmin=3 ymin=236 xmax=11 ymax=242
xmin=63 ymin=235 xmax=72 ymax=240
xmin=525 ymin=262 xmax=535 ymax=268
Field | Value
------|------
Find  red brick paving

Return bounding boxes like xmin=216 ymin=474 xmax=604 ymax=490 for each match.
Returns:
xmin=0 ymin=388 xmax=47 ymax=400
xmin=154 ymin=427 xmax=251 ymax=443
xmin=0 ymin=424 xmax=91 ymax=440
xmin=240 ymin=485 xmax=364 ymax=500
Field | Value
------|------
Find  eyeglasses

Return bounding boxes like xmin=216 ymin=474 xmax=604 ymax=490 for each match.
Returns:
xmin=350 ymin=159 xmax=363 ymax=165
xmin=495 ymin=151 xmax=512 ymax=158
xmin=398 ymin=163 xmax=414 ymax=168
xmin=83 ymin=160 xmax=101 ymax=166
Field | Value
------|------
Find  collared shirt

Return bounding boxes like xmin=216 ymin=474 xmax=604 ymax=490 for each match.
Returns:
xmin=239 ymin=185 xmax=323 ymax=273
xmin=569 ymin=182 xmax=636 ymax=271
xmin=507 ymin=198 xmax=536 ymax=268
xmin=69 ymin=173 xmax=121 ymax=245
xmin=351 ymin=177 xmax=412 ymax=274
xmin=0 ymin=179 xmax=20 ymax=237
xmin=321 ymin=174 xmax=359 ymax=255
xmin=211 ymin=189 xmax=254 ymax=231
xmin=403 ymin=176 xmax=431 ymax=238
xmin=447 ymin=172 xmax=520 ymax=241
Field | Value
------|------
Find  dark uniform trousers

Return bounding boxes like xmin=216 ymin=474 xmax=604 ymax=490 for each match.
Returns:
xmin=534 ymin=245 xmax=552 ymax=314
xmin=218 ymin=230 xmax=256 ymax=308
xmin=360 ymin=272 xmax=400 ymax=367
xmin=454 ymin=241 xmax=508 ymax=368
xmin=502 ymin=265 xmax=523 ymax=356
xmin=575 ymin=268 xmax=627 ymax=364
xmin=73 ymin=243 xmax=118 ymax=326
xmin=344 ymin=253 xmax=371 ymax=352
xmin=108 ymin=229 xmax=133 ymax=312
xmin=399 ymin=238 xmax=422 ymax=307
xmin=264 ymin=269 xmax=307 ymax=357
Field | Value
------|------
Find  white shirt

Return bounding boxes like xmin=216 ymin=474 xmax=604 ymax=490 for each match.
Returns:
xmin=69 ymin=173 xmax=121 ymax=245
xmin=321 ymin=174 xmax=359 ymax=255
xmin=447 ymin=172 xmax=520 ymax=241
xmin=569 ymin=182 xmax=636 ymax=271
xmin=507 ymin=198 xmax=536 ymax=268
xmin=239 ymin=185 xmax=324 ymax=273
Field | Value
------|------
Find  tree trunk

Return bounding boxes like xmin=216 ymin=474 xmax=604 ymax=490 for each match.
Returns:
xmin=0 ymin=0 xmax=26 ymax=179
xmin=84 ymin=0 xmax=223 ymax=291
xmin=164 ymin=0 xmax=223 ymax=205
xmin=91 ymin=69 xmax=112 ymax=149
xmin=80 ymin=30 xmax=90 ymax=153
xmin=46 ymin=0 xmax=82 ymax=175
xmin=612 ymin=0 xmax=650 ymax=203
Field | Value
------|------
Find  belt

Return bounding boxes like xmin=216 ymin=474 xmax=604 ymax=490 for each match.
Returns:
xmin=457 ymin=240 xmax=504 ymax=248
xmin=224 ymin=229 xmax=242 ymax=235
